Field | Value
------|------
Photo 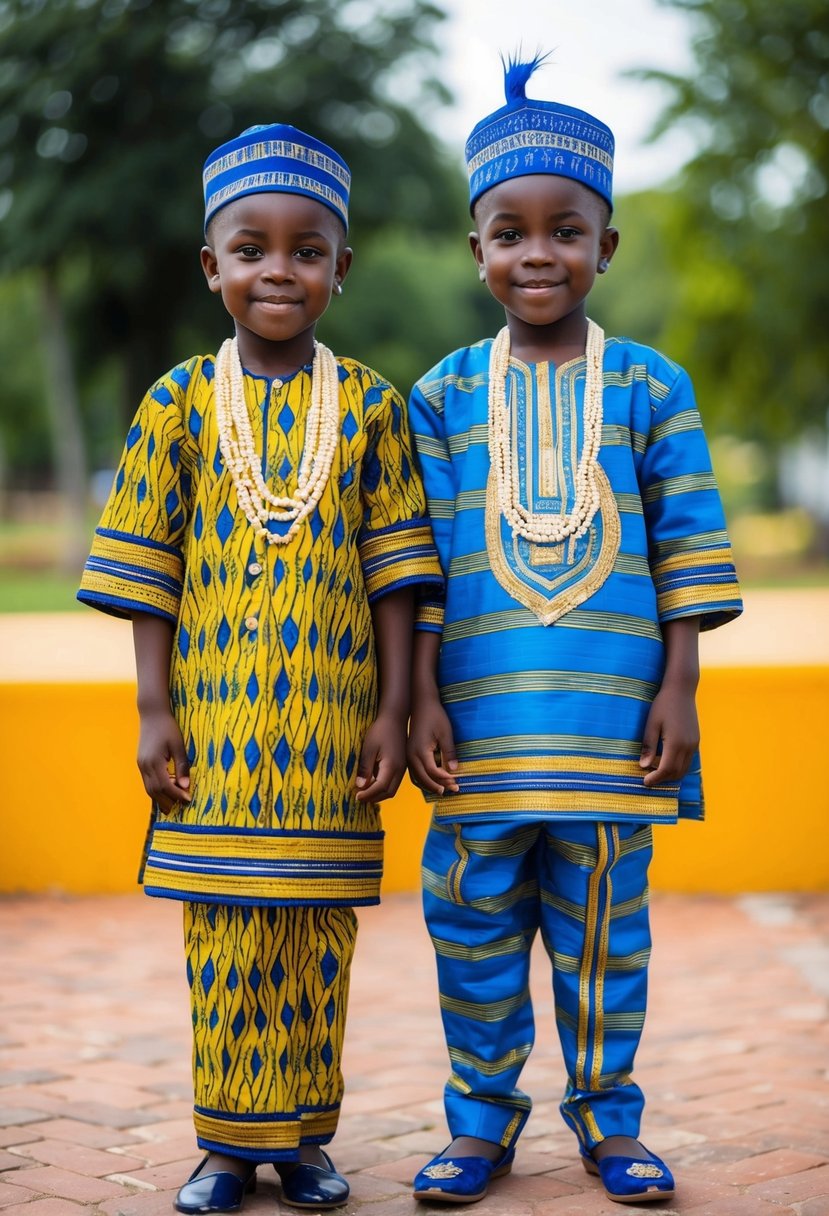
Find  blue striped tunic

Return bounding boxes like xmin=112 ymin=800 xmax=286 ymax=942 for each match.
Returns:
xmin=408 ymin=335 xmax=742 ymax=823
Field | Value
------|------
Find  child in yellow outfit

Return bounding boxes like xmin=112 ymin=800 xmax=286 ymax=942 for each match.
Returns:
xmin=79 ymin=123 xmax=442 ymax=1213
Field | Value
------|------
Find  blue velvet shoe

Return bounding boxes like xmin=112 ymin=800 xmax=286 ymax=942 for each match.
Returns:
xmin=174 ymin=1156 xmax=257 ymax=1214
xmin=412 ymin=1146 xmax=515 ymax=1204
xmin=275 ymin=1151 xmax=350 ymax=1210
xmin=581 ymin=1146 xmax=675 ymax=1204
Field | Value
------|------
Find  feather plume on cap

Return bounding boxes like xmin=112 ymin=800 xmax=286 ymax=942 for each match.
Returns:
xmin=502 ymin=51 xmax=552 ymax=104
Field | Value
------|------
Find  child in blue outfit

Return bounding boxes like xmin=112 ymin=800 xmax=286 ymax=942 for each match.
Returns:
xmin=406 ymin=56 xmax=742 ymax=1205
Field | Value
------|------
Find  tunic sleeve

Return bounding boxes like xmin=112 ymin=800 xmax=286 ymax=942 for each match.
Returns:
xmin=406 ymin=378 xmax=452 ymax=633
xmin=639 ymin=365 xmax=742 ymax=631
xmin=357 ymin=377 xmax=444 ymax=604
xmin=77 ymin=362 xmax=195 ymax=623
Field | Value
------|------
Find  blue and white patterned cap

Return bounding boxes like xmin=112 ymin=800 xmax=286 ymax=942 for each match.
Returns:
xmin=203 ymin=123 xmax=350 ymax=231
xmin=466 ymin=56 xmax=614 ymax=212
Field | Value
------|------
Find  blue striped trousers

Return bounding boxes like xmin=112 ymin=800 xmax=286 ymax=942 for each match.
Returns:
xmin=422 ymin=818 xmax=653 ymax=1151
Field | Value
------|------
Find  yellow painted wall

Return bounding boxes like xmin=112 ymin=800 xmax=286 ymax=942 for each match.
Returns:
xmin=1 ymin=665 xmax=827 ymax=895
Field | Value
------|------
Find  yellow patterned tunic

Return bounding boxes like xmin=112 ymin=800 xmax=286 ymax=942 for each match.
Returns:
xmin=79 ymin=354 xmax=442 ymax=906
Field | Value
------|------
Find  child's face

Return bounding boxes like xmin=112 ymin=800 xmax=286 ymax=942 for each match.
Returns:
xmin=201 ymin=193 xmax=351 ymax=356
xmin=470 ymin=175 xmax=617 ymax=339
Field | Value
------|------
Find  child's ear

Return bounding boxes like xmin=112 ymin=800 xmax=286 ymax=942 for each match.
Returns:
xmin=334 ymin=246 xmax=353 ymax=294
xmin=469 ymin=232 xmax=486 ymax=282
xmin=598 ymin=226 xmax=619 ymax=272
xmin=200 ymin=245 xmax=222 ymax=293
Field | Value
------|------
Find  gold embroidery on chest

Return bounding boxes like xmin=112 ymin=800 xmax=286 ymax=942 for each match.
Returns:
xmin=485 ymin=361 xmax=620 ymax=624
xmin=529 ymin=541 xmax=565 ymax=567
xmin=535 ymin=361 xmax=558 ymax=499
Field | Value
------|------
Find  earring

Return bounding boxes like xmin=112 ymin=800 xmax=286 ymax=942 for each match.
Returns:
xmin=598 ymin=258 xmax=610 ymax=273
xmin=333 ymin=282 xmax=343 ymax=295
xmin=478 ymin=267 xmax=487 ymax=282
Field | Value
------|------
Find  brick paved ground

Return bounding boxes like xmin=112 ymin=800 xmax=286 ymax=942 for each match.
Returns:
xmin=0 ymin=891 xmax=827 ymax=1215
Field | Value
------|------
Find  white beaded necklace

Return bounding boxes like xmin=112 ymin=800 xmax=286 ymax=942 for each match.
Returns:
xmin=214 ymin=336 xmax=341 ymax=545
xmin=488 ymin=318 xmax=605 ymax=543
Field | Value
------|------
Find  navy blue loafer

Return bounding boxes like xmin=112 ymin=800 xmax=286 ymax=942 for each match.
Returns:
xmin=275 ymin=1150 xmax=350 ymax=1210
xmin=581 ymin=1146 xmax=675 ymax=1204
xmin=413 ymin=1146 xmax=514 ymax=1204
xmin=174 ymin=1156 xmax=257 ymax=1214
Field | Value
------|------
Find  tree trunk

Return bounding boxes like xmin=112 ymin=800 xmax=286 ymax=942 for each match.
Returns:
xmin=39 ymin=266 xmax=89 ymax=574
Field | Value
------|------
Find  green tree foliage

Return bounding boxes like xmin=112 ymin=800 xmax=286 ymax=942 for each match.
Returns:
xmin=584 ymin=189 xmax=677 ymax=346
xmin=0 ymin=0 xmax=463 ymax=443
xmin=0 ymin=274 xmax=48 ymax=479
xmin=628 ymin=0 xmax=829 ymax=441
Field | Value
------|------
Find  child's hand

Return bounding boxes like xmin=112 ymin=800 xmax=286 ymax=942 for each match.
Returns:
xmin=407 ymin=699 xmax=460 ymax=796
xmin=137 ymin=708 xmax=191 ymax=813
xmin=639 ymin=683 xmax=700 ymax=788
xmin=355 ymin=712 xmax=406 ymax=803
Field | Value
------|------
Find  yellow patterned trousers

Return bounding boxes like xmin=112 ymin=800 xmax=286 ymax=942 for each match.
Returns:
xmin=184 ymin=902 xmax=357 ymax=1161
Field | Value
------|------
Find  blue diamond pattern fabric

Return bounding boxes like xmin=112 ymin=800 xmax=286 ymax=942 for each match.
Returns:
xmin=277 ymin=402 xmax=295 ymax=433
xmin=274 ymin=668 xmax=291 ymax=710
xmin=319 ymin=947 xmax=339 ymax=987
xmin=216 ymin=616 xmax=231 ymax=653
xmin=201 ymin=958 xmax=215 ymax=996
xmin=273 ymin=736 xmax=291 ymax=775
xmin=281 ymin=616 xmax=299 ymax=655
xmin=215 ymin=504 xmax=234 ymax=544
xmin=244 ymin=737 xmax=262 ymax=772
xmin=304 ymin=740 xmax=319 ymax=775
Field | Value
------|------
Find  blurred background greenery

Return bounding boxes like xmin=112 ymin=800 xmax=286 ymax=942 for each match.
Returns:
xmin=0 ymin=0 xmax=827 ymax=610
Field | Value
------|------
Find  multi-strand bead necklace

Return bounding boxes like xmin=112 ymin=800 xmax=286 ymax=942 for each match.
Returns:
xmin=214 ymin=336 xmax=341 ymax=545
xmin=488 ymin=318 xmax=605 ymax=543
